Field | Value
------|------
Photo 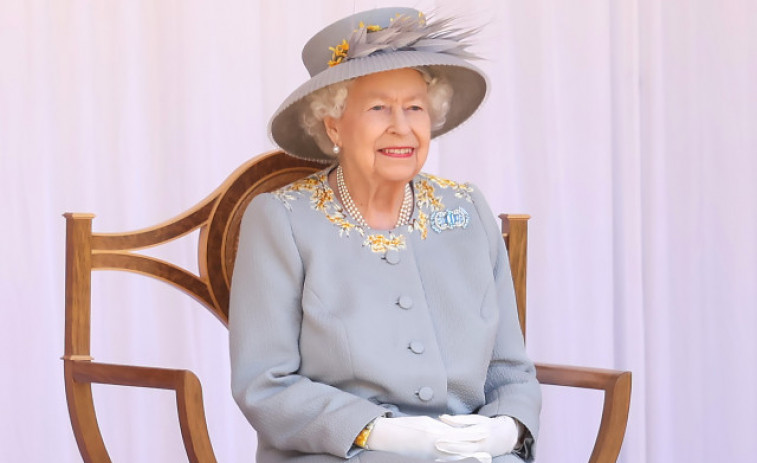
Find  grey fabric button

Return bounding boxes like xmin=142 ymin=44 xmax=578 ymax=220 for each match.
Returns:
xmin=409 ymin=341 xmax=425 ymax=354
xmin=417 ymin=387 xmax=434 ymax=401
xmin=384 ymin=249 xmax=400 ymax=265
xmin=397 ymin=295 xmax=413 ymax=309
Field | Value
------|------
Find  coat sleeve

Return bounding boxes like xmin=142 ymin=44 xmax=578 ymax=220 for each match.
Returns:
xmin=468 ymin=187 xmax=542 ymax=459
xmin=229 ymin=193 xmax=386 ymax=458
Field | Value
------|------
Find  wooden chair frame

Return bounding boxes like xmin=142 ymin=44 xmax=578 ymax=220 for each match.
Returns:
xmin=501 ymin=216 xmax=632 ymax=462
xmin=63 ymin=150 xmax=631 ymax=462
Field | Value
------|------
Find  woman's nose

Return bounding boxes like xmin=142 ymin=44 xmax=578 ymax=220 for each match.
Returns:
xmin=388 ymin=107 xmax=411 ymax=134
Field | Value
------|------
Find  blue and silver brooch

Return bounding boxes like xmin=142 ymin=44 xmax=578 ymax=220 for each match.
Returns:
xmin=430 ymin=207 xmax=470 ymax=233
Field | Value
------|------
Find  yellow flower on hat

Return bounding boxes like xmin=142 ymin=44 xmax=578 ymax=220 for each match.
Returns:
xmin=359 ymin=21 xmax=382 ymax=32
xmin=328 ymin=39 xmax=350 ymax=67
xmin=329 ymin=21 xmax=385 ymax=67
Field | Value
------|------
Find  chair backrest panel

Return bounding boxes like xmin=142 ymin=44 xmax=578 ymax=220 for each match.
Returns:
xmin=203 ymin=155 xmax=324 ymax=324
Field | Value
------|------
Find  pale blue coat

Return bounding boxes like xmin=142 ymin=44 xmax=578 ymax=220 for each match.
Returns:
xmin=229 ymin=169 xmax=541 ymax=462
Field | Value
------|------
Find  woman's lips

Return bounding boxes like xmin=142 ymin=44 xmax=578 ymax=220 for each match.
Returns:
xmin=379 ymin=147 xmax=415 ymax=158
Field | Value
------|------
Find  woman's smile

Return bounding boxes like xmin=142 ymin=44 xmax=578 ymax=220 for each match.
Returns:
xmin=378 ymin=146 xmax=415 ymax=158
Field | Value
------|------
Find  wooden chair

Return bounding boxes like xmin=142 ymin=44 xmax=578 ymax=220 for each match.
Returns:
xmin=63 ymin=149 xmax=631 ymax=463
xmin=501 ymin=217 xmax=632 ymax=462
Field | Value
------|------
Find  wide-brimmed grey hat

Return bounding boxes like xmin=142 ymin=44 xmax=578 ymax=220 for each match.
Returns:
xmin=269 ymin=7 xmax=489 ymax=163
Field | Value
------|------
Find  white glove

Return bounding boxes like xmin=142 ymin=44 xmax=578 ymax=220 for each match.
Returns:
xmin=365 ymin=416 xmax=490 ymax=461
xmin=436 ymin=414 xmax=519 ymax=460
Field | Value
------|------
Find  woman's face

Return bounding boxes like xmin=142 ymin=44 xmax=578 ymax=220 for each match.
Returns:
xmin=325 ymin=68 xmax=431 ymax=186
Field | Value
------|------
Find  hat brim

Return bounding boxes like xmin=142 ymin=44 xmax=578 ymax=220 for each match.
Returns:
xmin=269 ymin=50 xmax=489 ymax=163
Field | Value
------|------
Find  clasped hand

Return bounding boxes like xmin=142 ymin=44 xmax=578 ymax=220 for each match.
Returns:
xmin=365 ymin=415 xmax=518 ymax=462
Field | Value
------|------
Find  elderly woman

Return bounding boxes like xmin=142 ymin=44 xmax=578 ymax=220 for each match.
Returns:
xmin=230 ymin=7 xmax=541 ymax=463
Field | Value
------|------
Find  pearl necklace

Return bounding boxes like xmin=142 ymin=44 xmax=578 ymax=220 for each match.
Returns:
xmin=336 ymin=165 xmax=413 ymax=229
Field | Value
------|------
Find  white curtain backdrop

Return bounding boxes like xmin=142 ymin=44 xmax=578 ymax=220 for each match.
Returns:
xmin=2 ymin=0 xmax=755 ymax=461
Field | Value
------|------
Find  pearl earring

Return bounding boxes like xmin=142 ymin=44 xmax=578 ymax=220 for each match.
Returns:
xmin=332 ymin=145 xmax=341 ymax=155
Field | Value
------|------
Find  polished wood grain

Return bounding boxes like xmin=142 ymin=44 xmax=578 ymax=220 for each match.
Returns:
xmin=64 ymin=151 xmax=631 ymax=462
xmin=501 ymin=215 xmax=632 ymax=463
xmin=63 ymin=151 xmax=323 ymax=462
xmin=536 ymin=363 xmax=632 ymax=462
xmin=500 ymin=214 xmax=529 ymax=338
xmin=72 ymin=362 xmax=216 ymax=462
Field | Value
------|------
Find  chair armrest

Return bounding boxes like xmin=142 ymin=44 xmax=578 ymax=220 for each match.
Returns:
xmin=535 ymin=362 xmax=631 ymax=463
xmin=66 ymin=360 xmax=217 ymax=463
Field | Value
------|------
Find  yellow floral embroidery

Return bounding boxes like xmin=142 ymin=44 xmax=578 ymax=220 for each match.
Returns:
xmin=415 ymin=179 xmax=445 ymax=210
xmin=423 ymin=174 xmax=473 ymax=201
xmin=272 ymin=171 xmax=473 ymax=254
xmin=325 ymin=211 xmax=360 ymax=237
xmin=412 ymin=211 xmax=429 ymax=240
xmin=364 ymin=234 xmax=406 ymax=253
xmin=311 ymin=186 xmax=334 ymax=211
xmin=274 ymin=173 xmax=326 ymax=210
xmin=289 ymin=175 xmax=322 ymax=192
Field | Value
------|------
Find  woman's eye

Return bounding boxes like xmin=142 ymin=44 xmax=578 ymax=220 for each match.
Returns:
xmin=370 ymin=105 xmax=385 ymax=111
xmin=408 ymin=105 xmax=424 ymax=111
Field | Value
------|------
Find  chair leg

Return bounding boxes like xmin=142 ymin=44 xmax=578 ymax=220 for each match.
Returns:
xmin=536 ymin=363 xmax=632 ymax=463
xmin=64 ymin=360 xmax=113 ymax=463
xmin=67 ymin=360 xmax=218 ymax=463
